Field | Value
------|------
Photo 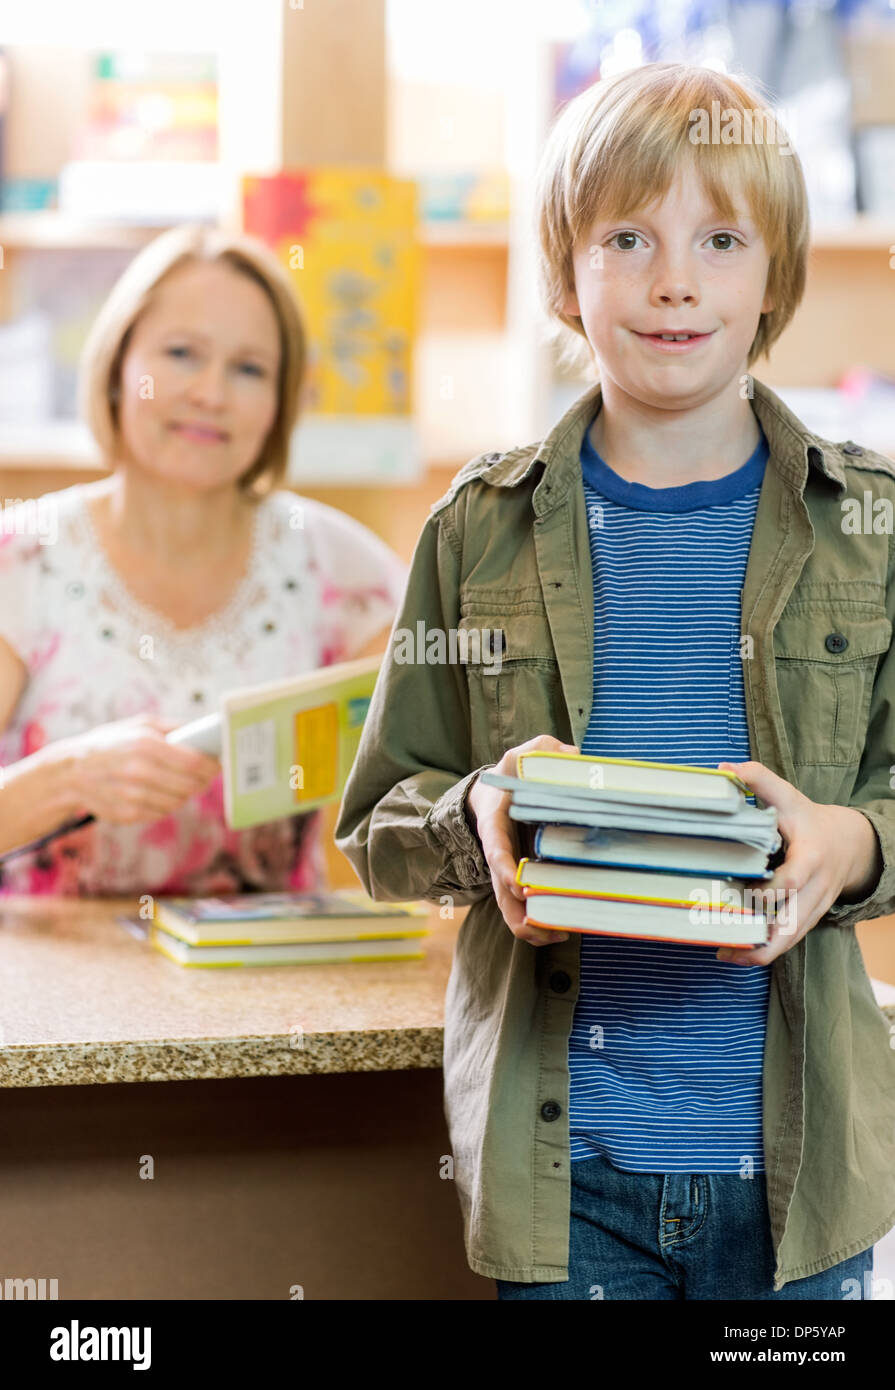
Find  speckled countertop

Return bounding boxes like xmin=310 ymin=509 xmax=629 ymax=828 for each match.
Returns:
xmin=3 ymin=897 xmax=894 ymax=1090
xmin=0 ymin=896 xmax=464 ymax=1088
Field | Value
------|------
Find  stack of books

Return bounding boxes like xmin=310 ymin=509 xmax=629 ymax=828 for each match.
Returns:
xmin=479 ymin=751 xmax=782 ymax=948
xmin=148 ymin=889 xmax=429 ymax=967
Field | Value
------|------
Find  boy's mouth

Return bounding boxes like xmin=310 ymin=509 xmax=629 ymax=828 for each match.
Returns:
xmin=633 ymin=329 xmax=715 ymax=353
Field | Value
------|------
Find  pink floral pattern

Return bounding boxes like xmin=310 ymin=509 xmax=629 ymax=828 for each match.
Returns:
xmin=0 ymin=485 xmax=407 ymax=897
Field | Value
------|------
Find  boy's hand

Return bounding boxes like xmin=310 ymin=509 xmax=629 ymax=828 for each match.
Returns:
xmin=714 ymin=759 xmax=883 ymax=965
xmin=467 ymin=735 xmax=580 ymax=946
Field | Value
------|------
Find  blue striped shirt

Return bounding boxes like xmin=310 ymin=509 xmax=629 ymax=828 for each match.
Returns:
xmin=568 ymin=422 xmax=772 ymax=1173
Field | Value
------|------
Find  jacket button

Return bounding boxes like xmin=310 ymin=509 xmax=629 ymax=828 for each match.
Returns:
xmin=540 ymin=1101 xmax=562 ymax=1122
xmin=549 ymin=970 xmax=572 ymax=993
xmin=825 ymin=632 xmax=849 ymax=654
xmin=842 ymin=442 xmax=864 ymax=456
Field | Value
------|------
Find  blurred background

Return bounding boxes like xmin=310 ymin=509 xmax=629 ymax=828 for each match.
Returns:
xmin=0 ymin=0 xmax=893 ymax=537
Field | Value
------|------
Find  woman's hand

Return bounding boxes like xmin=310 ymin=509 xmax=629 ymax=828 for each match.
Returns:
xmin=714 ymin=759 xmax=883 ymax=965
xmin=58 ymin=713 xmax=221 ymax=826
xmin=466 ymin=734 xmax=580 ymax=946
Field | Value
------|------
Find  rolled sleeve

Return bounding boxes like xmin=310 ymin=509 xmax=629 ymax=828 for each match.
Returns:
xmin=426 ymin=764 xmax=494 ymax=896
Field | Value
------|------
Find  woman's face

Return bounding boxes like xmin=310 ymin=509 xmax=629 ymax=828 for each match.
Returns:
xmin=115 ymin=260 xmax=282 ymax=493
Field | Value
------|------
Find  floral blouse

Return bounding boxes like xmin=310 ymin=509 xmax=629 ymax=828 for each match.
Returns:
xmin=0 ymin=483 xmax=408 ymax=896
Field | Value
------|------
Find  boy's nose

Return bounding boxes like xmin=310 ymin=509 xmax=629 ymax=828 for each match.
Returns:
xmin=651 ymin=280 xmax=700 ymax=307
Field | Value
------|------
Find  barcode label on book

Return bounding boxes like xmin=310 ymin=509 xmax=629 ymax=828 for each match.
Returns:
xmin=235 ymin=719 xmax=277 ymax=796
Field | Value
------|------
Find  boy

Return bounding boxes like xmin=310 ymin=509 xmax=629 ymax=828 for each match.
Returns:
xmin=335 ymin=62 xmax=895 ymax=1299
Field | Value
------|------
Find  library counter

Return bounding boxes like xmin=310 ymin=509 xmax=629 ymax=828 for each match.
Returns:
xmin=0 ymin=895 xmax=494 ymax=1298
xmin=2 ymin=894 xmax=891 ymax=1299
xmin=0 ymin=895 xmax=460 ymax=1087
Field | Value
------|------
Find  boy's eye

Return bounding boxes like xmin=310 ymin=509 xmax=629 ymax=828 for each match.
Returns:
xmin=604 ymin=231 xmax=744 ymax=253
xmin=239 ymin=362 xmax=265 ymax=377
xmin=707 ymin=233 xmax=742 ymax=252
xmin=608 ymin=231 xmax=643 ymax=251
xmin=167 ymin=345 xmax=192 ymax=359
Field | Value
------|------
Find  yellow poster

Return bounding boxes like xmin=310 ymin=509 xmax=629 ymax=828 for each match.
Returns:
xmin=243 ymin=168 xmax=419 ymax=418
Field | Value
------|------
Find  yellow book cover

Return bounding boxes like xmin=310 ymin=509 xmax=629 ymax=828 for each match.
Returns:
xmin=221 ymin=655 xmax=381 ymax=829
xmin=149 ymin=923 xmax=427 ymax=968
xmin=515 ymin=858 xmax=757 ymax=913
xmin=153 ymin=888 xmax=429 ymax=946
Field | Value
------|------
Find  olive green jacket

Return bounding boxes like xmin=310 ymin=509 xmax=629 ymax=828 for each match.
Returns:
xmin=335 ymin=377 xmax=895 ymax=1290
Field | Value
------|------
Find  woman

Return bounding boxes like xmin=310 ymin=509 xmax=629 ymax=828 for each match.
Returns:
xmin=0 ymin=223 xmax=408 ymax=894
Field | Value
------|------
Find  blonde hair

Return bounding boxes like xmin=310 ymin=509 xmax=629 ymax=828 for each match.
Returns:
xmin=78 ymin=223 xmax=307 ymax=498
xmin=535 ymin=62 xmax=809 ymax=378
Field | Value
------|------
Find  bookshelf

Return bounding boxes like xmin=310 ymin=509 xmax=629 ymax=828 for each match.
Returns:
xmin=4 ymin=17 xmax=891 ymax=475
xmin=1 ymin=15 xmax=894 ymax=893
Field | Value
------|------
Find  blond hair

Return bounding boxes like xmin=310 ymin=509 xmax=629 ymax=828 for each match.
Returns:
xmin=535 ymin=62 xmax=809 ymax=377
xmin=78 ymin=223 xmax=307 ymax=498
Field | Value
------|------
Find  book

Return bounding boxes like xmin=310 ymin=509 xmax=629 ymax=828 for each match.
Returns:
xmin=243 ymin=168 xmax=420 ymax=483
xmin=150 ymin=924 xmax=427 ymax=968
xmin=522 ymin=893 xmax=768 ymax=947
xmin=484 ymin=773 xmax=780 ymax=853
xmin=516 ymin=857 xmax=771 ymax=906
xmin=221 ymin=655 xmax=381 ymax=829
xmin=84 ymin=51 xmax=219 ymax=163
xmin=153 ymin=888 xmax=429 ymax=947
xmin=534 ymin=823 xmax=774 ymax=878
xmin=507 ymin=799 xmax=779 ymax=852
xmin=480 ymin=751 xmax=780 ymax=947
xmin=510 ymin=750 xmax=752 ymax=810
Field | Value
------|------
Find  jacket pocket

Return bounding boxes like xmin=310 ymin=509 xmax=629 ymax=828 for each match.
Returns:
xmin=772 ymin=605 xmax=891 ymax=767
xmin=457 ymin=605 xmax=566 ymax=765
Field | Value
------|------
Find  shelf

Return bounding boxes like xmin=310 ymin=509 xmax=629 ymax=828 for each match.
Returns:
xmin=420 ymin=220 xmax=509 ymax=247
xmin=2 ymin=209 xmax=888 ymax=255
xmin=810 ymin=215 xmax=895 ymax=250
xmin=0 ymin=212 xmax=174 ymax=251
xmin=0 ymin=210 xmax=509 ymax=252
xmin=0 ymin=420 xmax=103 ymax=469
xmin=0 ymin=418 xmax=479 ymax=477
xmin=3 ymin=379 xmax=894 ymax=475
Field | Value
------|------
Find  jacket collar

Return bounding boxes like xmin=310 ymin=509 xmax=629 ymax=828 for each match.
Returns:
xmin=481 ymin=376 xmax=847 ymax=514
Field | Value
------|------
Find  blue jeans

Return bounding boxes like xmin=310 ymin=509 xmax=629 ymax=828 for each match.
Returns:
xmin=496 ymin=1152 xmax=874 ymax=1300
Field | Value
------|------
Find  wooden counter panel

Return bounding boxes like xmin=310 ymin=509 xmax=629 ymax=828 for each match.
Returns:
xmin=0 ymin=1069 xmax=494 ymax=1300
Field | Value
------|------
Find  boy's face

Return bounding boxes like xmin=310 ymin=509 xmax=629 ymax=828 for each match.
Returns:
xmin=563 ymin=165 xmax=774 ymax=410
